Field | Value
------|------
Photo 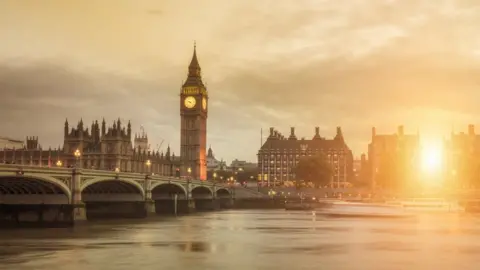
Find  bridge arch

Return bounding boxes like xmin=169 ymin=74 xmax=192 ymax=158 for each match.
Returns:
xmin=191 ymin=186 xmax=213 ymax=199
xmin=81 ymin=177 xmax=145 ymax=202
xmin=151 ymin=182 xmax=187 ymax=200
xmin=0 ymin=173 xmax=72 ymax=203
xmin=216 ymin=188 xmax=231 ymax=198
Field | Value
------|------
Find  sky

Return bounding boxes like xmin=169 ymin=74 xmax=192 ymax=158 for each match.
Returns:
xmin=1 ymin=0 xmax=480 ymax=163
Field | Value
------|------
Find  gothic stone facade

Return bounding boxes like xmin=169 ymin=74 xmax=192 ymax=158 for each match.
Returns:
xmin=0 ymin=119 xmax=181 ymax=176
xmin=179 ymin=44 xmax=208 ymax=180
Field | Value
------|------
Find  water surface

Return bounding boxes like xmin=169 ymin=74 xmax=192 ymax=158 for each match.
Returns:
xmin=1 ymin=210 xmax=480 ymax=270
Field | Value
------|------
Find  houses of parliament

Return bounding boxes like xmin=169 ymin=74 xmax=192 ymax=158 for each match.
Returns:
xmin=0 ymin=44 xmax=209 ymax=180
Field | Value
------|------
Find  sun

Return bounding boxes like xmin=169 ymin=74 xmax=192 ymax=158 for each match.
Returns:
xmin=420 ymin=140 xmax=444 ymax=174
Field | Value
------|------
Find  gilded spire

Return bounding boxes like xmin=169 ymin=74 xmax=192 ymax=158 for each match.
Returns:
xmin=189 ymin=41 xmax=199 ymax=70
xmin=183 ymin=41 xmax=204 ymax=88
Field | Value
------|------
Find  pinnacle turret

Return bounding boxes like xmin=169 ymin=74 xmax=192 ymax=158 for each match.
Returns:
xmin=182 ymin=42 xmax=204 ymax=88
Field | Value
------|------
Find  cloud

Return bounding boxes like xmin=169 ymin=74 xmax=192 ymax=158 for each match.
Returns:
xmin=0 ymin=61 xmax=181 ymax=151
xmin=1 ymin=0 xmax=480 ymax=161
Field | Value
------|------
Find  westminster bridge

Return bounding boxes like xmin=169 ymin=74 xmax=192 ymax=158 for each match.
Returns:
xmin=0 ymin=164 xmax=265 ymax=227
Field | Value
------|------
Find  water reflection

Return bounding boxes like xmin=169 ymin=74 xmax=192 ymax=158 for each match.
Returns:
xmin=1 ymin=210 xmax=480 ymax=270
xmin=177 ymin=241 xmax=219 ymax=253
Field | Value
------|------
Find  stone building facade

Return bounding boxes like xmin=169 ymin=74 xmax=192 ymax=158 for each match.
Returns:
xmin=0 ymin=118 xmax=181 ymax=176
xmin=257 ymin=126 xmax=353 ymax=187
xmin=206 ymin=146 xmax=226 ymax=171
xmin=179 ymin=44 xmax=208 ymax=180
xmin=444 ymin=124 xmax=480 ymax=188
xmin=367 ymin=125 xmax=420 ymax=190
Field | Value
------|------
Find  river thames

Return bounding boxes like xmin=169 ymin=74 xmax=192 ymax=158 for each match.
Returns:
xmin=0 ymin=209 xmax=479 ymax=270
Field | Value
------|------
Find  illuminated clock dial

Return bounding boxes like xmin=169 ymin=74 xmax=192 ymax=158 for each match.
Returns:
xmin=184 ymin=96 xmax=196 ymax=108
xmin=202 ymin=97 xmax=207 ymax=110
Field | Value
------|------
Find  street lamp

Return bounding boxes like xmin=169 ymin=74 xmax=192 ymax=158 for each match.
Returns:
xmin=74 ymin=149 xmax=81 ymax=168
xmin=115 ymin=167 xmax=120 ymax=174
xmin=145 ymin=159 xmax=151 ymax=174
xmin=186 ymin=167 xmax=192 ymax=201
xmin=213 ymin=172 xmax=217 ymax=182
xmin=144 ymin=160 xmax=152 ymax=198
xmin=56 ymin=160 xmax=63 ymax=167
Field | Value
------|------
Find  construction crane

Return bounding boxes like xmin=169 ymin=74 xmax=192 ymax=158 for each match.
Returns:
xmin=156 ymin=139 xmax=164 ymax=152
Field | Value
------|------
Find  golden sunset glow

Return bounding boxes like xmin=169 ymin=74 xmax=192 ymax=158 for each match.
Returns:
xmin=420 ymin=140 xmax=444 ymax=175
xmin=1 ymin=1 xmax=480 ymax=162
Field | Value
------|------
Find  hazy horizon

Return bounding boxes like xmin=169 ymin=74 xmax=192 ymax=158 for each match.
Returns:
xmin=1 ymin=0 xmax=480 ymax=163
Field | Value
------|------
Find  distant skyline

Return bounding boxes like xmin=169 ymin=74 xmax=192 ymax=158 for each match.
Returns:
xmin=1 ymin=0 xmax=480 ymax=163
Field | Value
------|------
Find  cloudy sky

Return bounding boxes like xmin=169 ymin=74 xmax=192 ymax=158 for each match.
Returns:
xmin=1 ymin=0 xmax=480 ymax=162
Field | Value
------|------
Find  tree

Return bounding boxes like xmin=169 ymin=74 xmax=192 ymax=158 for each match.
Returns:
xmin=294 ymin=154 xmax=332 ymax=188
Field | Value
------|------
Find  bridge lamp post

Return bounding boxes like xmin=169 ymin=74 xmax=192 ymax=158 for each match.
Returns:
xmin=74 ymin=149 xmax=81 ymax=168
xmin=56 ymin=160 xmax=63 ymax=167
xmin=144 ymin=160 xmax=152 ymax=201
xmin=229 ymin=176 xmax=235 ymax=198
xmin=145 ymin=159 xmax=152 ymax=174
xmin=187 ymin=167 xmax=192 ymax=201
xmin=213 ymin=172 xmax=217 ymax=183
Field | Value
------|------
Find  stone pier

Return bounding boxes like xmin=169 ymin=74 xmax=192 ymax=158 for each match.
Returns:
xmin=71 ymin=169 xmax=87 ymax=224
xmin=72 ymin=202 xmax=87 ymax=224
xmin=144 ymin=199 xmax=156 ymax=216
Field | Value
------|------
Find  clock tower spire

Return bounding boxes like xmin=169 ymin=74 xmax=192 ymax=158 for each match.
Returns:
xmin=183 ymin=41 xmax=204 ymax=88
xmin=180 ymin=42 xmax=208 ymax=181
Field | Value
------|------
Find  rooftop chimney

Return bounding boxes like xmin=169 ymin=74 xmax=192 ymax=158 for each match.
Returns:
xmin=313 ymin=127 xmax=321 ymax=140
xmin=468 ymin=124 xmax=475 ymax=136
xmin=288 ymin=127 xmax=297 ymax=140
xmin=334 ymin=126 xmax=344 ymax=141
xmin=336 ymin=127 xmax=342 ymax=136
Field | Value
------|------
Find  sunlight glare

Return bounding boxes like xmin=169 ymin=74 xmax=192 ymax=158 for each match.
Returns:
xmin=420 ymin=140 xmax=443 ymax=174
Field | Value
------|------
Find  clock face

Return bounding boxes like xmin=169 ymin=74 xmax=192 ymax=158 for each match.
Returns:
xmin=184 ymin=96 xmax=196 ymax=109
xmin=202 ymin=97 xmax=207 ymax=110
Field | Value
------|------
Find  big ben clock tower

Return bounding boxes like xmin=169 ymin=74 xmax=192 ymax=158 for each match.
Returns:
xmin=180 ymin=43 xmax=208 ymax=181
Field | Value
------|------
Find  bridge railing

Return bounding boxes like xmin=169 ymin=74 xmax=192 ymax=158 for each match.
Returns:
xmin=0 ymin=163 xmax=233 ymax=188
xmin=0 ymin=163 xmax=72 ymax=174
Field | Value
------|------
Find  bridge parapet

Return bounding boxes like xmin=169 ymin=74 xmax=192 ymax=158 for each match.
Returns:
xmin=0 ymin=164 xmax=264 ymax=201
